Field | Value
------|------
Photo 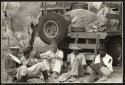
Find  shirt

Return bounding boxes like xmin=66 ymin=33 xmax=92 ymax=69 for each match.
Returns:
xmin=67 ymin=53 xmax=75 ymax=65
xmin=40 ymin=49 xmax=64 ymax=64
xmin=94 ymin=53 xmax=113 ymax=72
xmin=40 ymin=49 xmax=63 ymax=59
xmin=21 ymin=56 xmax=40 ymax=67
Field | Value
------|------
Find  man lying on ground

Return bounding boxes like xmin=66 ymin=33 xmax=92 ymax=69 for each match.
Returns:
xmin=4 ymin=45 xmax=49 ymax=82
xmin=88 ymin=45 xmax=113 ymax=82
xmin=40 ymin=41 xmax=64 ymax=78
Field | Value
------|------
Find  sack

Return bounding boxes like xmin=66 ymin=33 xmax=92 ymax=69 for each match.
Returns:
xmin=65 ymin=9 xmax=96 ymax=29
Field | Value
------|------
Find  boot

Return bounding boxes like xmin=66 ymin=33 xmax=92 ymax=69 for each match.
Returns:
xmin=42 ymin=70 xmax=49 ymax=82
xmin=51 ymin=71 xmax=59 ymax=78
xmin=68 ymin=75 xmax=77 ymax=82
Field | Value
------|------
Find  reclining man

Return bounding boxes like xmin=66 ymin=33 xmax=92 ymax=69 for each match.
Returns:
xmin=67 ymin=45 xmax=87 ymax=82
xmin=40 ymin=41 xmax=64 ymax=78
xmin=4 ymin=45 xmax=49 ymax=82
xmin=88 ymin=45 xmax=113 ymax=82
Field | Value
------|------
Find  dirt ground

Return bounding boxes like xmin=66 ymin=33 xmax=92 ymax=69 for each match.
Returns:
xmin=1 ymin=37 xmax=123 ymax=83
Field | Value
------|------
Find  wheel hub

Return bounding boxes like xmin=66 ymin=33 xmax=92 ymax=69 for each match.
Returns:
xmin=43 ymin=21 xmax=58 ymax=38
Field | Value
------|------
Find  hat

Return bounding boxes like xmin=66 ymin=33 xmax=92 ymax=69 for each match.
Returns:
xmin=69 ymin=44 xmax=81 ymax=50
xmin=10 ymin=45 xmax=21 ymax=50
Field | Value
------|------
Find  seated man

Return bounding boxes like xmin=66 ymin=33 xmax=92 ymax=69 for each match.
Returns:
xmin=67 ymin=45 xmax=87 ymax=82
xmin=4 ymin=45 xmax=49 ymax=82
xmin=88 ymin=45 xmax=113 ymax=82
xmin=40 ymin=41 xmax=64 ymax=78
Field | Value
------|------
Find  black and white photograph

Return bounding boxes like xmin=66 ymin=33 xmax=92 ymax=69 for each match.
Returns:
xmin=1 ymin=1 xmax=123 ymax=83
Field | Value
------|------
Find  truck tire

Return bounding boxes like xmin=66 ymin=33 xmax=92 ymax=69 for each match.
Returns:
xmin=107 ymin=38 xmax=122 ymax=66
xmin=38 ymin=13 xmax=68 ymax=44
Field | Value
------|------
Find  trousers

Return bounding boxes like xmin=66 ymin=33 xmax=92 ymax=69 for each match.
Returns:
xmin=69 ymin=54 xmax=87 ymax=77
xmin=100 ymin=66 xmax=112 ymax=77
xmin=42 ymin=59 xmax=63 ymax=74
xmin=16 ymin=62 xmax=47 ymax=80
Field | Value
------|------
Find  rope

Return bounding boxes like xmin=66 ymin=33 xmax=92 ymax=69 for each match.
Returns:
xmin=93 ymin=34 xmax=100 ymax=62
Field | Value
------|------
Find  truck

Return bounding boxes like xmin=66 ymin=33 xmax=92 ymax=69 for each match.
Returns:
xmin=37 ymin=2 xmax=122 ymax=66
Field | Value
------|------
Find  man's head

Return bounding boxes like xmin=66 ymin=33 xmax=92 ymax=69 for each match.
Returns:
xmin=69 ymin=44 xmax=81 ymax=55
xmin=10 ymin=46 xmax=20 ymax=56
xmin=23 ymin=47 xmax=31 ymax=58
xmin=50 ymin=41 xmax=57 ymax=53
xmin=73 ymin=50 xmax=79 ymax=55
xmin=30 ymin=51 xmax=41 ymax=59
xmin=98 ymin=45 xmax=107 ymax=57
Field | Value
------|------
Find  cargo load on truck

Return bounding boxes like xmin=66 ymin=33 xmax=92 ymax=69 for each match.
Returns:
xmin=65 ymin=7 xmax=119 ymax=32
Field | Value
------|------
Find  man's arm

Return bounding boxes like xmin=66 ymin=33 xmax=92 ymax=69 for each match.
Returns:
xmin=27 ymin=58 xmax=39 ymax=66
xmin=40 ymin=51 xmax=51 ymax=59
xmin=53 ymin=56 xmax=62 ymax=60
xmin=90 ymin=54 xmax=101 ymax=69
xmin=23 ymin=20 xmax=38 ymax=58
xmin=53 ymin=50 xmax=63 ymax=60
xmin=67 ymin=54 xmax=71 ymax=65
xmin=8 ymin=53 xmax=22 ymax=64
xmin=21 ymin=56 xmax=29 ymax=66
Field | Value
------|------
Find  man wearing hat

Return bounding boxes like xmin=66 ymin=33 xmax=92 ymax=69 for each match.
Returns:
xmin=4 ymin=45 xmax=49 ymax=82
xmin=40 ymin=41 xmax=64 ymax=78
xmin=66 ymin=44 xmax=87 ymax=82
xmin=88 ymin=44 xmax=113 ymax=82
xmin=4 ymin=45 xmax=25 ymax=82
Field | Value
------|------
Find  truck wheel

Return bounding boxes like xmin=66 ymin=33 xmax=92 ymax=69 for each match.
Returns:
xmin=107 ymin=38 xmax=122 ymax=66
xmin=38 ymin=13 xmax=68 ymax=44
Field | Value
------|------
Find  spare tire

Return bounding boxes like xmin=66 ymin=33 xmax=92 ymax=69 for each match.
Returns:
xmin=38 ymin=13 xmax=68 ymax=44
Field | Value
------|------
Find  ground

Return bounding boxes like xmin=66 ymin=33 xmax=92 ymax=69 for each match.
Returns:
xmin=1 ymin=37 xmax=123 ymax=83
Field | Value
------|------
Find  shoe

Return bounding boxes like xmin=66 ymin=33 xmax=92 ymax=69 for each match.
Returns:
xmin=45 ymin=79 xmax=50 ymax=83
xmin=51 ymin=72 xmax=58 ymax=78
xmin=47 ymin=70 xmax=51 ymax=77
xmin=68 ymin=76 xmax=77 ymax=82
xmin=48 ymin=72 xmax=51 ymax=77
xmin=96 ymin=76 xmax=108 ymax=82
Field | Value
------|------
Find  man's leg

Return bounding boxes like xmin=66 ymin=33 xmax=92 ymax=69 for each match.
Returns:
xmin=51 ymin=59 xmax=63 ymax=78
xmin=16 ymin=65 xmax=28 ymax=82
xmin=42 ymin=59 xmax=50 ymax=71
xmin=70 ymin=57 xmax=80 ymax=76
xmin=27 ymin=62 xmax=49 ymax=82
xmin=96 ymin=66 xmax=112 ymax=82
xmin=90 ymin=63 xmax=104 ymax=77
xmin=100 ymin=66 xmax=112 ymax=77
xmin=42 ymin=59 xmax=52 ymax=76
xmin=68 ymin=57 xmax=81 ymax=82
xmin=88 ymin=63 xmax=104 ymax=82
xmin=70 ymin=54 xmax=87 ymax=77
xmin=78 ymin=54 xmax=87 ymax=77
